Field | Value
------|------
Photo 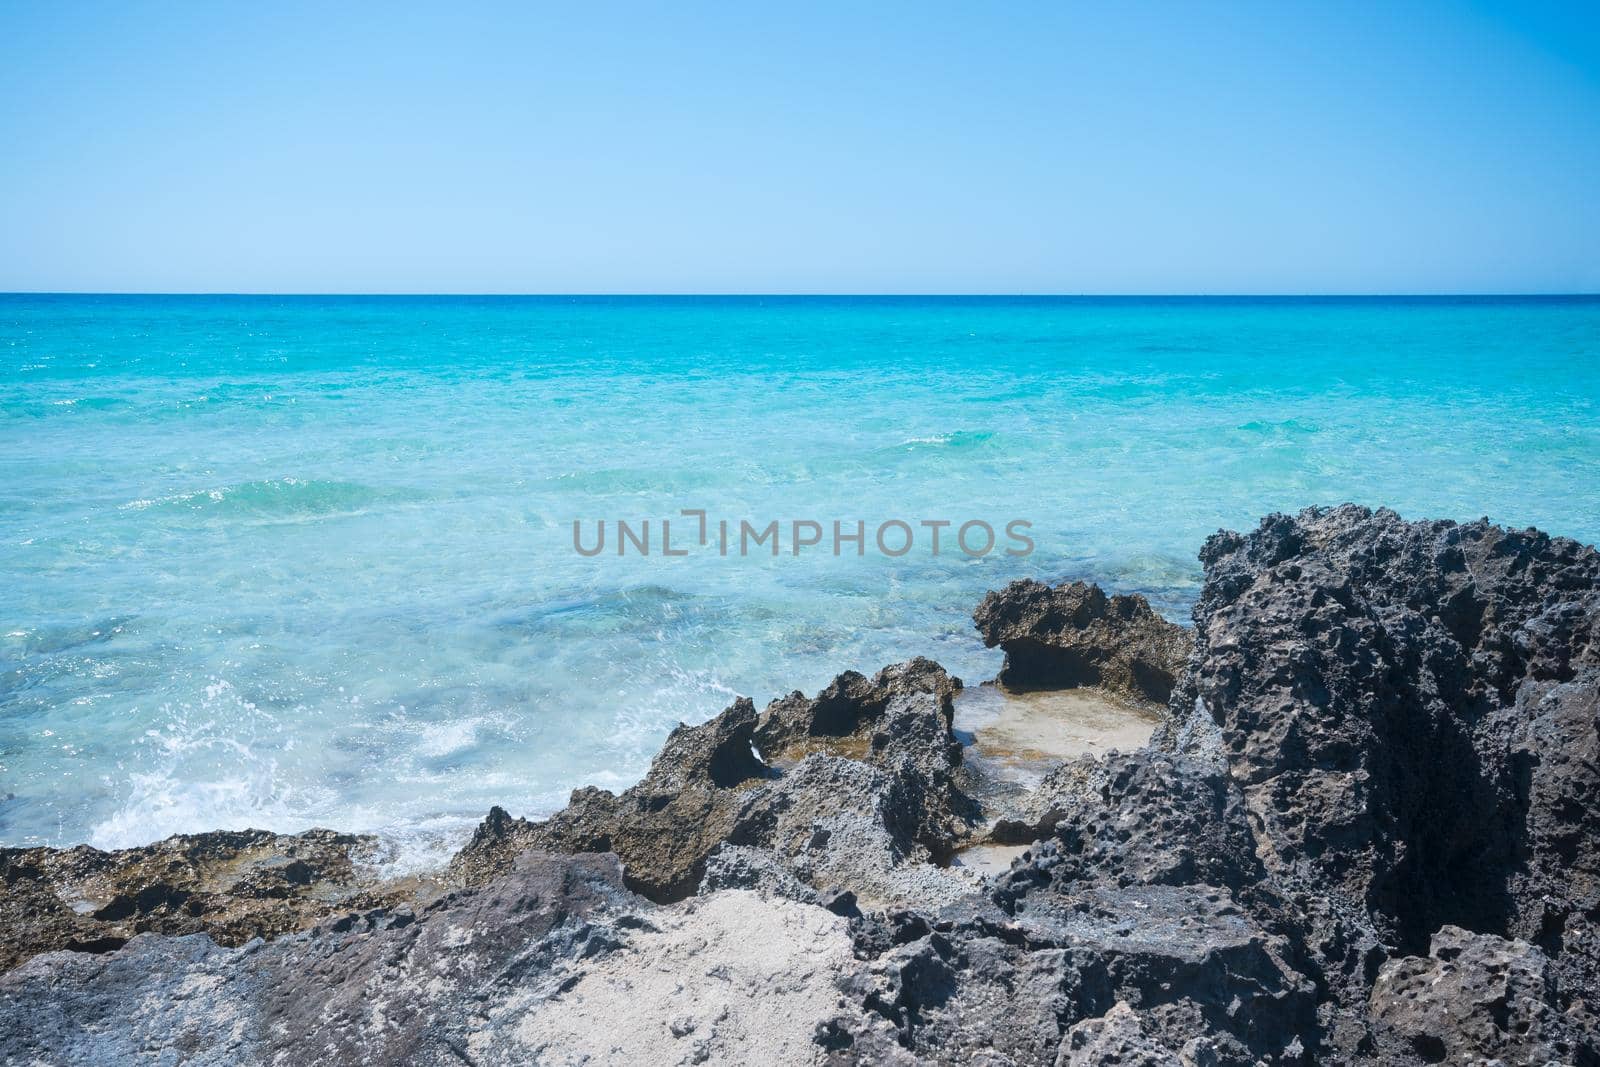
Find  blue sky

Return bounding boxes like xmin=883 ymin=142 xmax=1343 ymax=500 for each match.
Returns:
xmin=1 ymin=1 xmax=1596 ymax=294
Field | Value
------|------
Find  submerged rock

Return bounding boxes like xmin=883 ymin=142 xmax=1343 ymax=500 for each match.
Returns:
xmin=973 ymin=578 xmax=1192 ymax=702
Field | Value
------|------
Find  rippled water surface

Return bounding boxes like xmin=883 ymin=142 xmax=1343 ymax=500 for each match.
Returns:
xmin=4 ymin=295 xmax=1598 ymax=861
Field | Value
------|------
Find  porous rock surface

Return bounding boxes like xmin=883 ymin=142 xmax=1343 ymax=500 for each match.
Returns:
xmin=1 ymin=852 xmax=651 ymax=1065
xmin=974 ymin=578 xmax=1193 ymax=702
xmin=0 ymin=827 xmax=405 ymax=974
xmin=4 ymin=504 xmax=1600 ymax=1066
xmin=1370 ymin=925 xmax=1594 ymax=1066
xmin=1157 ymin=505 xmax=1600 ymax=1062
xmin=450 ymin=656 xmax=979 ymax=907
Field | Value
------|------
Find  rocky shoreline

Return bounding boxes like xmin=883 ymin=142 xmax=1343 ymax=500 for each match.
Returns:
xmin=3 ymin=504 xmax=1599 ymax=1065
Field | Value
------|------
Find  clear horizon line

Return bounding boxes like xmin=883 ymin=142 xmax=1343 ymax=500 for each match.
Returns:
xmin=3 ymin=290 xmax=1599 ymax=299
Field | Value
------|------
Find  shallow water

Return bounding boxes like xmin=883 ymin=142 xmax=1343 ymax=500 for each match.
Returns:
xmin=955 ymin=686 xmax=1163 ymax=777
xmin=950 ymin=684 xmax=1163 ymax=859
xmin=3 ymin=295 xmax=1597 ymax=862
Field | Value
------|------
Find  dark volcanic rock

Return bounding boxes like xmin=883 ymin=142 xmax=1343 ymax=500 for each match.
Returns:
xmin=8 ymin=504 xmax=1600 ymax=1065
xmin=1055 ymin=1002 xmax=1180 ymax=1067
xmin=1371 ymin=926 xmax=1598 ymax=1066
xmin=0 ymin=828 xmax=407 ymax=974
xmin=1506 ymin=669 xmax=1600 ymax=997
xmin=833 ymin=505 xmax=1600 ymax=1064
xmin=1165 ymin=508 xmax=1600 ymax=944
xmin=840 ymin=743 xmax=1317 ymax=1064
xmin=1159 ymin=504 xmax=1600 ymax=1060
xmin=834 ymin=883 xmax=1315 ymax=1065
xmin=973 ymin=579 xmax=1193 ymax=702
xmin=990 ymin=750 xmax=1268 ymax=903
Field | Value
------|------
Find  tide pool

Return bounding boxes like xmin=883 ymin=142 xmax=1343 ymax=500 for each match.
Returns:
xmin=3 ymin=294 xmax=1597 ymax=865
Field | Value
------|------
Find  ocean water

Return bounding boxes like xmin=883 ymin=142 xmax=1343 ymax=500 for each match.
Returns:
xmin=4 ymin=295 xmax=1598 ymax=865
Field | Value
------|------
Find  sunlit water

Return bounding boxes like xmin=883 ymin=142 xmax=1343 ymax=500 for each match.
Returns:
xmin=3 ymin=295 xmax=1597 ymax=865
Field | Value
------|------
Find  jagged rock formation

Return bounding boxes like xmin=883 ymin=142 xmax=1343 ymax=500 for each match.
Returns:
xmin=1156 ymin=505 xmax=1600 ymax=1062
xmin=450 ymin=657 xmax=980 ymax=906
xmin=3 ymin=505 xmax=1599 ymax=1066
xmin=973 ymin=578 xmax=1192 ymax=701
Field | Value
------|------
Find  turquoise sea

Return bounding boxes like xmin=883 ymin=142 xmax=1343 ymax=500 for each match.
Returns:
xmin=3 ymin=295 xmax=1598 ymax=865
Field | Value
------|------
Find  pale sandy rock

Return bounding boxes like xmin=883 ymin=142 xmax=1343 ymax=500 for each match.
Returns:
xmin=505 ymin=890 xmax=856 ymax=1067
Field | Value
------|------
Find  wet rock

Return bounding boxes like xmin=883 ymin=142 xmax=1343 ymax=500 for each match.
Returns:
xmin=1370 ymin=926 xmax=1598 ymax=1066
xmin=0 ymin=828 xmax=405 ymax=974
xmin=974 ymin=579 xmax=1193 ymax=702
